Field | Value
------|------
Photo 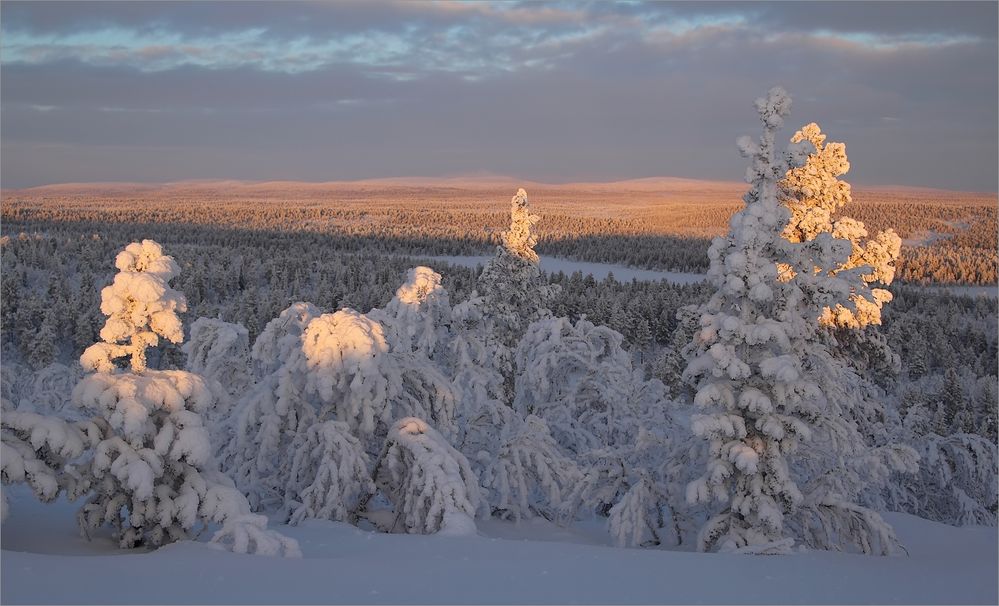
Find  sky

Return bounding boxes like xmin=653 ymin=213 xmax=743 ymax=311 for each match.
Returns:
xmin=1 ymin=1 xmax=997 ymax=191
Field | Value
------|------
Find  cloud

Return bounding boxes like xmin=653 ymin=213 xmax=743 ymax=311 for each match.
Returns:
xmin=1 ymin=1 xmax=995 ymax=190
xmin=6 ymin=2 xmax=990 ymax=75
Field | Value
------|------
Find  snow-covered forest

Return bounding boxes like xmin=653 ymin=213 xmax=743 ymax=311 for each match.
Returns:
xmin=5 ymin=179 xmax=996 ymax=286
xmin=2 ymin=88 xmax=997 ymax=603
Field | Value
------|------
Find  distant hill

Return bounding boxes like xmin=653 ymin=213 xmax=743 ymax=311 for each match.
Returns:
xmin=6 ymin=176 xmax=992 ymax=198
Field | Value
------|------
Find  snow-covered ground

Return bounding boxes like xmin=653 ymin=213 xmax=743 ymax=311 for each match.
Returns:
xmin=2 ymin=485 xmax=996 ymax=605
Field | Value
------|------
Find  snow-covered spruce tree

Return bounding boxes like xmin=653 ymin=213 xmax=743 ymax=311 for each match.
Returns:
xmin=18 ymin=363 xmax=84 ymax=420
xmin=444 ymin=303 xmax=576 ymax=520
xmin=767 ymin=123 xmax=919 ymax=544
xmin=226 ymin=294 xmax=456 ymax=525
xmin=81 ymin=240 xmax=187 ymax=375
xmin=563 ymin=425 xmax=685 ymax=548
xmin=914 ymin=433 xmax=997 ymax=525
xmin=887 ymin=417 xmax=998 ymax=526
xmin=471 ymin=189 xmax=559 ymax=405
xmin=515 ymin=316 xmax=668 ymax=457
xmin=442 ymin=298 xmax=584 ymax=521
xmin=778 ymin=126 xmax=902 ymax=392
xmin=655 ymin=426 xmax=718 ymax=547
xmin=441 ymin=191 xmax=578 ymax=521
xmin=299 ymin=309 xmax=457 ymax=451
xmin=474 ymin=410 xmax=582 ymax=521
xmin=1 ymin=361 xmax=32 ymax=412
xmin=785 ymin=345 xmax=918 ymax=553
xmin=183 ymin=317 xmax=253 ymax=440
xmin=513 ymin=315 xmax=685 ymax=540
xmin=224 ymin=305 xmax=375 ymax=514
xmin=249 ymin=302 xmax=320 ymax=379
xmin=476 ymin=188 xmax=558 ymax=341
xmin=285 ymin=420 xmax=373 ymax=526
xmin=72 ymin=240 xmax=299 ymax=556
xmin=288 ymin=307 xmax=456 ymax=524
xmin=27 ymin=319 xmax=58 ymax=370
xmin=184 ymin=317 xmax=253 ymax=400
xmin=607 ymin=466 xmax=666 ymax=548
xmin=373 ymin=417 xmax=482 ymax=535
xmin=1 ymin=402 xmax=100 ymax=522
xmin=780 ymin=123 xmax=902 ymax=365
xmin=879 ymin=365 xmax=998 ymax=526
xmin=448 ymin=296 xmax=507 ymax=426
xmin=221 ymin=302 xmax=320 ymax=508
xmin=370 ymin=266 xmax=452 ymax=361
xmin=683 ymin=88 xmax=905 ymax=555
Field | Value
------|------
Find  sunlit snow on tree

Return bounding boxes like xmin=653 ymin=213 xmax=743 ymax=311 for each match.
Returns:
xmin=781 ymin=122 xmax=902 ymax=330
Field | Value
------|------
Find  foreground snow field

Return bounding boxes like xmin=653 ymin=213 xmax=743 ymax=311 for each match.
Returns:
xmin=2 ymin=486 xmax=995 ymax=605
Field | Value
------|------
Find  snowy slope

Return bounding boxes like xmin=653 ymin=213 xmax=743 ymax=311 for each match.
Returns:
xmin=2 ymin=486 xmax=995 ymax=605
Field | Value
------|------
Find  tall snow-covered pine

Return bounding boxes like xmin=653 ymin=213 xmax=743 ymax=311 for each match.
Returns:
xmin=683 ymin=88 xmax=842 ymax=554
